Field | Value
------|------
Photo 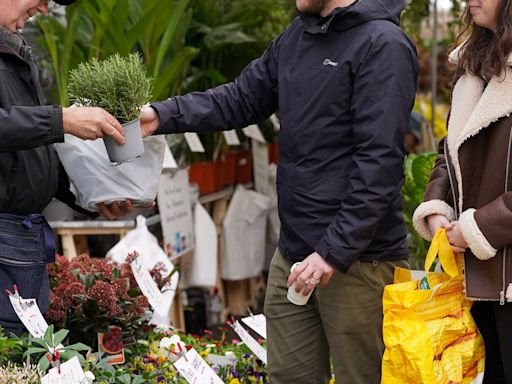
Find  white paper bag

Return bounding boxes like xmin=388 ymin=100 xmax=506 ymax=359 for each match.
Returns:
xmin=55 ymin=134 xmax=166 ymax=211
xmin=180 ymin=203 xmax=218 ymax=288
xmin=221 ymin=185 xmax=270 ymax=280
xmin=106 ymin=215 xmax=178 ymax=326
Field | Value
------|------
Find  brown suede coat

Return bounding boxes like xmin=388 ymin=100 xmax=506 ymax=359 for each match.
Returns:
xmin=413 ymin=51 xmax=512 ymax=301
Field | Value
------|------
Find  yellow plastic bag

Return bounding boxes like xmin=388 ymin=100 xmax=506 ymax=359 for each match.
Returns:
xmin=382 ymin=228 xmax=485 ymax=384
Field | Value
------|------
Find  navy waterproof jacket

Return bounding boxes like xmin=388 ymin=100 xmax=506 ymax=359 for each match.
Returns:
xmin=151 ymin=0 xmax=419 ymax=272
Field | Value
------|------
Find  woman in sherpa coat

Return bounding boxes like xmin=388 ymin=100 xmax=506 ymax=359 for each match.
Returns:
xmin=413 ymin=0 xmax=512 ymax=382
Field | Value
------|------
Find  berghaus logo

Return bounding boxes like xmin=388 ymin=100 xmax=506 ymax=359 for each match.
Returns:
xmin=323 ymin=59 xmax=338 ymax=67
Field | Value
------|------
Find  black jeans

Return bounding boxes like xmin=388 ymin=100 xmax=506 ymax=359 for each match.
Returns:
xmin=472 ymin=301 xmax=512 ymax=384
xmin=0 ymin=214 xmax=50 ymax=336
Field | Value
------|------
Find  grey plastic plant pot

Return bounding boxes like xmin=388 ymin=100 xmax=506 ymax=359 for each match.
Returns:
xmin=103 ymin=118 xmax=145 ymax=163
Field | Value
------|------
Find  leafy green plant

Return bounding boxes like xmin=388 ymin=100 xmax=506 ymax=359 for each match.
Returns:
xmin=402 ymin=152 xmax=437 ymax=269
xmin=24 ymin=325 xmax=90 ymax=373
xmin=33 ymin=0 xmax=198 ymax=104
xmin=68 ymin=53 xmax=152 ymax=123
xmin=0 ymin=326 xmax=23 ymax=365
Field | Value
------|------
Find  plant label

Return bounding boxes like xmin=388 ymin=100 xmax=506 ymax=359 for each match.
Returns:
xmin=231 ymin=321 xmax=267 ymax=364
xmin=40 ymin=356 xmax=87 ymax=384
xmin=9 ymin=295 xmax=48 ymax=338
xmin=269 ymin=114 xmax=280 ymax=131
xmin=243 ymin=124 xmax=266 ymax=143
xmin=241 ymin=314 xmax=267 ymax=339
xmin=131 ymin=255 xmax=172 ymax=318
xmin=174 ymin=348 xmax=223 ymax=384
xmin=184 ymin=132 xmax=205 ymax=153
xmin=223 ymin=130 xmax=240 ymax=146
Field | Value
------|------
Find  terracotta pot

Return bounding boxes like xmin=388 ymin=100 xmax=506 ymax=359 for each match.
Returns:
xmin=268 ymin=142 xmax=279 ymax=164
xmin=221 ymin=150 xmax=237 ymax=186
xmin=235 ymin=149 xmax=253 ymax=184
xmin=188 ymin=161 xmax=217 ymax=195
xmin=214 ymin=160 xmax=224 ymax=192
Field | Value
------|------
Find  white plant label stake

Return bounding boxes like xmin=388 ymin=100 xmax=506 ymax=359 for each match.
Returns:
xmin=241 ymin=313 xmax=267 ymax=339
xmin=131 ymin=254 xmax=172 ymax=318
xmin=243 ymin=124 xmax=266 ymax=143
xmin=8 ymin=293 xmax=48 ymax=339
xmin=231 ymin=320 xmax=267 ymax=364
xmin=223 ymin=130 xmax=241 ymax=146
xmin=40 ymin=356 xmax=88 ymax=384
xmin=184 ymin=132 xmax=206 ymax=153
xmin=174 ymin=348 xmax=224 ymax=384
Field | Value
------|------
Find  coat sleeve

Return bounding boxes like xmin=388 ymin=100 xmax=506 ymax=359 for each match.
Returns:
xmin=412 ymin=138 xmax=456 ymax=240
xmin=314 ymin=30 xmax=418 ymax=272
xmin=458 ymin=195 xmax=512 ymax=260
xmin=0 ymin=105 xmax=64 ymax=152
xmin=150 ymin=36 xmax=280 ymax=134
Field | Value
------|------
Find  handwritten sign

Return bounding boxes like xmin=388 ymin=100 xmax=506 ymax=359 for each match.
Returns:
xmin=158 ymin=169 xmax=194 ymax=260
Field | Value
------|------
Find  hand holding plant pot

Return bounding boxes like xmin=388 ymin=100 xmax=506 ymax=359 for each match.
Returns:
xmin=68 ymin=53 xmax=153 ymax=163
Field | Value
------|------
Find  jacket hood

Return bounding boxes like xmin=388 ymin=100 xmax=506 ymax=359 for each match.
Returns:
xmin=299 ymin=0 xmax=405 ymax=32
xmin=334 ymin=0 xmax=405 ymax=30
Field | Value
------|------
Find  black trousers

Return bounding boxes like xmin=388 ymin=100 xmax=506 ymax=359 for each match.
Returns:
xmin=472 ymin=301 xmax=512 ymax=384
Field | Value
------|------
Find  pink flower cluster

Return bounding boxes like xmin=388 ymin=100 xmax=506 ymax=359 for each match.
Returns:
xmin=46 ymin=254 xmax=149 ymax=328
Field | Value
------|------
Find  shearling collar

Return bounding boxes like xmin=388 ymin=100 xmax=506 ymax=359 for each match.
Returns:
xmin=446 ymin=45 xmax=512 ymax=212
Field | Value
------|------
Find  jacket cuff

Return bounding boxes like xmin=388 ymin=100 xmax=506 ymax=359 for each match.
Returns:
xmin=459 ymin=208 xmax=497 ymax=261
xmin=315 ymin=238 xmax=349 ymax=273
xmin=413 ymin=199 xmax=456 ymax=241
xmin=150 ymin=98 xmax=180 ymax=134
xmin=50 ymin=105 xmax=64 ymax=143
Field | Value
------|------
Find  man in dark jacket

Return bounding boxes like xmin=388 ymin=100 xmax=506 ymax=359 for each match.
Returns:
xmin=0 ymin=0 xmax=130 ymax=335
xmin=141 ymin=0 xmax=418 ymax=382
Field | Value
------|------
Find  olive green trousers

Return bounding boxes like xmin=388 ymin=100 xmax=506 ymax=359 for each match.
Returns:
xmin=264 ymin=250 xmax=408 ymax=384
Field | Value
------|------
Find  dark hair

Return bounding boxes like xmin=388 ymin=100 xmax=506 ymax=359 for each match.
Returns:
xmin=456 ymin=0 xmax=512 ymax=79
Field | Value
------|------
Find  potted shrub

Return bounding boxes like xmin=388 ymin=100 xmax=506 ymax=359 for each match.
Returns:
xmin=67 ymin=53 xmax=152 ymax=163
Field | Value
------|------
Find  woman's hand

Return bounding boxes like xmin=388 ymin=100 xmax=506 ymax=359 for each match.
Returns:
xmin=446 ymin=221 xmax=468 ymax=253
xmin=427 ymin=214 xmax=451 ymax=236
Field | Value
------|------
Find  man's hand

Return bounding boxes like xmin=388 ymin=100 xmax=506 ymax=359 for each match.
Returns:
xmin=446 ymin=221 xmax=468 ymax=253
xmin=427 ymin=214 xmax=451 ymax=237
xmin=287 ymin=252 xmax=335 ymax=297
xmin=62 ymin=107 xmax=125 ymax=144
xmin=98 ymin=200 xmax=134 ymax=220
xmin=140 ymin=106 xmax=160 ymax=138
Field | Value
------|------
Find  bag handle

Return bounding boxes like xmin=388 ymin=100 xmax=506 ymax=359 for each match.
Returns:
xmin=424 ymin=228 xmax=462 ymax=277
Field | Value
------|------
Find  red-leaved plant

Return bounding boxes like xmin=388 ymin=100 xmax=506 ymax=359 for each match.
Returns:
xmin=45 ymin=254 xmax=167 ymax=347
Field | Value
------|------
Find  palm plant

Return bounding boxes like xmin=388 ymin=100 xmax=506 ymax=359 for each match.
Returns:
xmin=402 ymin=152 xmax=437 ymax=269
xmin=33 ymin=0 xmax=198 ymax=105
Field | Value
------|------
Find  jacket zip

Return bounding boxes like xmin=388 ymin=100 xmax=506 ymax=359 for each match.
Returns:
xmin=500 ymin=126 xmax=512 ymax=305
xmin=444 ymin=140 xmax=459 ymax=219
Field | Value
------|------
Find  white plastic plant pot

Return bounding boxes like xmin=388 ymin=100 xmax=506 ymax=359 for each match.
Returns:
xmin=103 ymin=118 xmax=145 ymax=163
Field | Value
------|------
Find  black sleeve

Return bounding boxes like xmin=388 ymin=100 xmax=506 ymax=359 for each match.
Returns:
xmin=150 ymin=35 xmax=281 ymax=134
xmin=0 ymin=105 xmax=64 ymax=152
